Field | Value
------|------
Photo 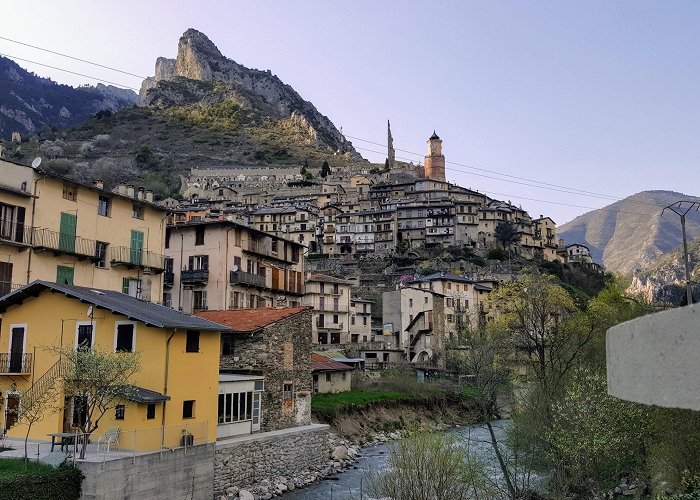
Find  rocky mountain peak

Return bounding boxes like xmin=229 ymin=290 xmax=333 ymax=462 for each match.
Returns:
xmin=176 ymin=28 xmax=224 ymax=81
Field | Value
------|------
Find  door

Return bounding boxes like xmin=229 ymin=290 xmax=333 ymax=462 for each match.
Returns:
xmin=9 ymin=326 xmax=24 ymax=373
xmin=130 ymin=230 xmax=144 ymax=265
xmin=59 ymin=212 xmax=77 ymax=252
xmin=4 ymin=394 xmax=19 ymax=431
xmin=251 ymin=392 xmax=261 ymax=432
xmin=0 ymin=262 xmax=12 ymax=296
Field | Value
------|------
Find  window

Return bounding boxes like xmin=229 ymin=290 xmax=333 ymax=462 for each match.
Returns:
xmin=189 ymin=255 xmax=209 ymax=271
xmin=333 ymin=298 xmax=339 ymax=311
xmin=186 ymin=330 xmax=200 ymax=352
xmin=115 ymin=404 xmax=125 ymax=420
xmin=319 ymin=297 xmax=325 ymax=310
xmin=424 ymin=296 xmax=429 ymax=304
xmin=221 ymin=333 xmax=234 ymax=356
xmin=71 ymin=396 xmax=88 ymax=427
xmin=122 ymin=277 xmax=141 ymax=297
xmin=76 ymin=323 xmax=94 ymax=350
xmin=283 ymin=383 xmax=293 ymax=401
xmin=62 ymin=183 xmax=77 ymax=201
xmin=325 ymin=373 xmax=331 ymax=382
xmin=165 ymin=229 xmax=171 ymax=249
xmin=333 ymin=284 xmax=339 ymax=295
xmin=218 ymin=391 xmax=255 ymax=423
xmin=115 ymin=323 xmax=135 ymax=352
xmin=97 ymin=195 xmax=110 ymax=217
xmin=56 ymin=265 xmax=74 ymax=285
xmin=363 ymin=317 xmax=368 ymax=326
xmin=333 ymin=314 xmax=339 ymax=324
xmin=182 ymin=400 xmax=195 ymax=419
xmin=195 ymin=226 xmax=205 ymax=245
xmin=317 ymin=332 xmax=328 ymax=344
xmin=351 ymin=334 xmax=359 ymax=343
xmin=271 ymin=239 xmax=278 ymax=254
xmin=319 ymin=283 xmax=325 ymax=294
xmin=447 ymin=314 xmax=454 ymax=323
xmin=342 ymin=372 xmax=347 ymax=381
xmin=351 ymin=315 xmax=355 ymax=326
xmin=193 ymin=291 xmax=207 ymax=310
xmin=409 ymin=298 xmax=413 ymax=307
xmin=163 ymin=291 xmax=172 ymax=308
xmin=146 ymin=403 xmax=156 ymax=420
xmin=331 ymin=332 xmax=340 ymax=344
xmin=132 ymin=204 xmax=144 ymax=219
xmin=95 ymin=241 xmax=107 ymax=268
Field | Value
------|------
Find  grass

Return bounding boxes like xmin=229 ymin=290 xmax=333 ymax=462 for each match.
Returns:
xmin=312 ymin=389 xmax=412 ymax=415
xmin=0 ymin=458 xmax=55 ymax=477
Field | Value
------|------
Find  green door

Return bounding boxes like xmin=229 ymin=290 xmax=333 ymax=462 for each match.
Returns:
xmin=56 ymin=265 xmax=74 ymax=285
xmin=130 ymin=230 xmax=144 ymax=265
xmin=59 ymin=213 xmax=77 ymax=252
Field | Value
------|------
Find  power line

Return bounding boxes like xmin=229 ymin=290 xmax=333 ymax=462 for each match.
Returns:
xmin=0 ymin=36 xmax=147 ymax=79
xmin=0 ymin=77 xmax=101 ymax=103
xmin=0 ymin=52 xmax=140 ymax=91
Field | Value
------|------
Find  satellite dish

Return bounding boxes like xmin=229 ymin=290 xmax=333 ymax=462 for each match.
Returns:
xmin=232 ymin=265 xmax=239 ymax=272
xmin=87 ymin=306 xmax=93 ymax=317
xmin=31 ymin=157 xmax=42 ymax=169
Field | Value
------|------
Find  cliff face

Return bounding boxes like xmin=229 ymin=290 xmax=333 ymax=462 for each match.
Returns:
xmin=558 ymin=191 xmax=700 ymax=276
xmin=140 ymin=28 xmax=359 ymax=158
xmin=0 ymin=56 xmax=137 ymax=139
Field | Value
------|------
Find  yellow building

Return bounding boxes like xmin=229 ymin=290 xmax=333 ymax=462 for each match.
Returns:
xmin=0 ymin=158 xmax=167 ymax=301
xmin=533 ymin=216 xmax=558 ymax=261
xmin=0 ymin=281 xmax=225 ymax=449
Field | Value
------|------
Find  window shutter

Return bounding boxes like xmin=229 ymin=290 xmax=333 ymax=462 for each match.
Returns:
xmin=15 ymin=207 xmax=25 ymax=243
xmin=122 ymin=277 xmax=130 ymax=294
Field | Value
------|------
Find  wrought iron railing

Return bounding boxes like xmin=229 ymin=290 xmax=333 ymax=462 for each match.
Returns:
xmin=110 ymin=246 xmax=165 ymax=271
xmin=32 ymin=227 xmax=98 ymax=258
xmin=0 ymin=352 xmax=32 ymax=374
xmin=181 ymin=269 xmax=209 ymax=284
xmin=0 ymin=220 xmax=32 ymax=246
xmin=19 ymin=357 xmax=68 ymax=418
xmin=163 ymin=271 xmax=174 ymax=287
xmin=229 ymin=270 xmax=266 ymax=288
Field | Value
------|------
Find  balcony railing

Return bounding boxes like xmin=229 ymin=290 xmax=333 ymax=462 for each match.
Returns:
xmin=32 ymin=228 xmax=99 ymax=260
xmin=181 ymin=269 xmax=209 ymax=284
xmin=163 ymin=271 xmax=174 ymax=287
xmin=230 ymin=270 xmax=266 ymax=288
xmin=0 ymin=221 xmax=32 ymax=247
xmin=110 ymin=246 xmax=165 ymax=272
xmin=244 ymin=240 xmax=298 ymax=263
xmin=0 ymin=352 xmax=32 ymax=374
xmin=317 ymin=321 xmax=343 ymax=330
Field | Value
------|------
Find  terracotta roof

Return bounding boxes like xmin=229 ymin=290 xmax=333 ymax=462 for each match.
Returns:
xmin=195 ymin=307 xmax=311 ymax=332
xmin=306 ymin=273 xmax=354 ymax=285
xmin=312 ymin=354 xmax=353 ymax=372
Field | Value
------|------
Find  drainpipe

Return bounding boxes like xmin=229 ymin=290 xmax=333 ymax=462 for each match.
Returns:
xmin=224 ymin=226 xmax=234 ymax=310
xmin=176 ymin=227 xmax=184 ymax=310
xmin=26 ymin=174 xmax=46 ymax=284
xmin=161 ymin=329 xmax=177 ymax=448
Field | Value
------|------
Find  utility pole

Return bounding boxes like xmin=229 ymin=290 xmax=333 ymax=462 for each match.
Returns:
xmin=662 ymin=201 xmax=700 ymax=306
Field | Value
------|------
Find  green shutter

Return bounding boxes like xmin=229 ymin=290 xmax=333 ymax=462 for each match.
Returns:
xmin=59 ymin=212 xmax=77 ymax=252
xmin=122 ymin=277 xmax=130 ymax=294
xmin=130 ymin=230 xmax=144 ymax=265
xmin=56 ymin=265 xmax=74 ymax=285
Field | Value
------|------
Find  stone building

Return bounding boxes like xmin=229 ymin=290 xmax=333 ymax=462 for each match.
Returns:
xmin=196 ymin=306 xmax=313 ymax=432
xmin=311 ymin=354 xmax=353 ymax=394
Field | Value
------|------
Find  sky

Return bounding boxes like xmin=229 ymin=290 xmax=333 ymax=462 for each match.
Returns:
xmin=3 ymin=1 xmax=700 ymax=224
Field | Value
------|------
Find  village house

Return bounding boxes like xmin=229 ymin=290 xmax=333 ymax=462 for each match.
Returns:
xmin=0 ymin=158 xmax=167 ymax=300
xmin=311 ymin=354 xmax=353 ymax=394
xmin=304 ymin=273 xmax=354 ymax=345
xmin=164 ymin=221 xmax=305 ymax=313
xmin=0 ymin=281 xmax=225 ymax=448
xmin=195 ymin=306 xmax=313 ymax=433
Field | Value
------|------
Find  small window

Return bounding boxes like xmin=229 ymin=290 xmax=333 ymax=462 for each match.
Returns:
xmin=283 ymin=383 xmax=293 ymax=401
xmin=195 ymin=226 xmax=205 ymax=246
xmin=62 ymin=184 xmax=77 ymax=201
xmin=254 ymin=380 xmax=264 ymax=391
xmin=342 ymin=372 xmax=347 ymax=381
xmin=146 ymin=403 xmax=156 ymax=420
xmin=193 ymin=291 xmax=207 ymax=311
xmin=97 ymin=195 xmax=110 ymax=217
xmin=221 ymin=333 xmax=234 ymax=356
xmin=95 ymin=241 xmax=108 ymax=268
xmin=165 ymin=229 xmax=171 ymax=249
xmin=115 ymin=323 xmax=135 ymax=352
xmin=186 ymin=330 xmax=200 ymax=352
xmin=183 ymin=400 xmax=195 ymax=419
xmin=132 ymin=204 xmax=144 ymax=219
xmin=325 ymin=373 xmax=331 ymax=382
xmin=115 ymin=404 xmax=125 ymax=420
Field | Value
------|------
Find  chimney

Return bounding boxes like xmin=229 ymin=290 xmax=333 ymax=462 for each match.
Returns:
xmin=117 ymin=182 xmax=127 ymax=195
xmin=94 ymin=179 xmax=104 ymax=190
xmin=137 ymin=187 xmax=145 ymax=201
xmin=539 ymin=214 xmax=543 ymax=219
xmin=127 ymin=184 xmax=135 ymax=198
xmin=145 ymin=189 xmax=154 ymax=203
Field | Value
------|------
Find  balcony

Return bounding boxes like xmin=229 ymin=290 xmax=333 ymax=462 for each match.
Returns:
xmin=244 ymin=240 xmax=298 ymax=263
xmin=181 ymin=268 xmax=209 ymax=284
xmin=32 ymin=228 xmax=100 ymax=260
xmin=0 ymin=353 xmax=32 ymax=374
xmin=110 ymin=246 xmax=165 ymax=273
xmin=230 ymin=270 xmax=266 ymax=289
xmin=317 ymin=321 xmax=344 ymax=330
xmin=163 ymin=271 xmax=174 ymax=287
xmin=0 ymin=221 xmax=32 ymax=248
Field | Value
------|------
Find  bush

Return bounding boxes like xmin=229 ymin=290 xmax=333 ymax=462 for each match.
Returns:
xmin=0 ymin=460 xmax=83 ymax=500
xmin=487 ymin=248 xmax=506 ymax=260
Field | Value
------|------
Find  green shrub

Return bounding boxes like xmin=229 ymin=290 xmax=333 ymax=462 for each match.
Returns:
xmin=0 ymin=460 xmax=83 ymax=500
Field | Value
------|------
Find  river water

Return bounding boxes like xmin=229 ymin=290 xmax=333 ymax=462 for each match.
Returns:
xmin=284 ymin=420 xmax=519 ymax=500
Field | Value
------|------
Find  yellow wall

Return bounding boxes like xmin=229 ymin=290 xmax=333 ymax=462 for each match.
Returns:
xmin=0 ymin=290 xmax=220 ymax=446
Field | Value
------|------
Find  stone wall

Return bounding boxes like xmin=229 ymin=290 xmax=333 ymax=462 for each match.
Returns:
xmin=215 ymin=424 xmax=330 ymax=498
xmin=220 ymin=309 xmax=313 ymax=431
xmin=78 ymin=443 xmax=214 ymax=500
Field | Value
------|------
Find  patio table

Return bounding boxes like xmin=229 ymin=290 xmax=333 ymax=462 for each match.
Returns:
xmin=47 ymin=432 xmax=77 ymax=452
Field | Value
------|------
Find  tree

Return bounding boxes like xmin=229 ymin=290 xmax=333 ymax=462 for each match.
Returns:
xmin=53 ymin=346 xmax=141 ymax=459
xmin=17 ymin=384 xmax=59 ymax=461
xmin=320 ymin=160 xmax=331 ymax=178
xmin=494 ymin=222 xmax=519 ymax=252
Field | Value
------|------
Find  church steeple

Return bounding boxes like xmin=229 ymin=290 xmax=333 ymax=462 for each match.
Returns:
xmin=387 ymin=120 xmax=396 ymax=169
xmin=424 ymin=131 xmax=445 ymax=181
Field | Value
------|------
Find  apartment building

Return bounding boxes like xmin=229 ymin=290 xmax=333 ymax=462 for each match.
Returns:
xmin=533 ymin=216 xmax=558 ymax=261
xmin=349 ymin=297 xmax=373 ymax=343
xmin=165 ymin=221 xmax=304 ymax=313
xmin=0 ymin=158 xmax=167 ymax=300
xmin=304 ymin=273 xmax=353 ymax=344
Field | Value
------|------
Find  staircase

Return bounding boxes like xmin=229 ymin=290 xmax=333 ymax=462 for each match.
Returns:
xmin=10 ymin=358 xmax=68 ymax=430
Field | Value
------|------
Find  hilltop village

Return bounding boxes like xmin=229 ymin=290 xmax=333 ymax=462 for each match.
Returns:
xmin=0 ymin=128 xmax=598 ymax=498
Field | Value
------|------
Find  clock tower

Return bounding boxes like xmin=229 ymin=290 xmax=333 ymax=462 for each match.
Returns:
xmin=424 ymin=131 xmax=445 ymax=181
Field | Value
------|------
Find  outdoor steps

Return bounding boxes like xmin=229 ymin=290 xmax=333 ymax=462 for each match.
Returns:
xmin=38 ymin=451 xmax=68 ymax=468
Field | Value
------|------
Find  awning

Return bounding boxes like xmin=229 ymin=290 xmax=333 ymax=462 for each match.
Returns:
xmin=123 ymin=386 xmax=171 ymax=403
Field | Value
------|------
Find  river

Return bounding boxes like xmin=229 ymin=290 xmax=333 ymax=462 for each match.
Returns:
xmin=284 ymin=420 xmax=523 ymax=500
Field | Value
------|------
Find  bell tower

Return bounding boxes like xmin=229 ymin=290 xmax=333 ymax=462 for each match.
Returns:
xmin=424 ymin=131 xmax=445 ymax=181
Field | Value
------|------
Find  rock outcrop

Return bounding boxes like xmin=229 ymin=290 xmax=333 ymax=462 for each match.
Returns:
xmin=140 ymin=28 xmax=359 ymax=158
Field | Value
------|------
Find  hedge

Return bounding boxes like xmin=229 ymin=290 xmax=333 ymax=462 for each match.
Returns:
xmin=0 ymin=461 xmax=83 ymax=500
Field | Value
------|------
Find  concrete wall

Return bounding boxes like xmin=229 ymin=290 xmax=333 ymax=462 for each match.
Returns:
xmin=215 ymin=424 xmax=330 ymax=497
xmin=314 ymin=370 xmax=352 ymax=393
xmin=607 ymin=303 xmax=700 ymax=411
xmin=78 ymin=443 xmax=215 ymax=500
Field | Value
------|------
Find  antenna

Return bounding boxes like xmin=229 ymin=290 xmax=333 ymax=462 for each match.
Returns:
xmin=31 ymin=157 xmax=42 ymax=169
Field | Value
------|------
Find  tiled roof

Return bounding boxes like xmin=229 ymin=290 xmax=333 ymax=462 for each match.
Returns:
xmin=306 ymin=273 xmax=354 ymax=285
xmin=410 ymin=271 xmax=473 ymax=284
xmin=0 ymin=281 xmax=227 ymax=331
xmin=312 ymin=354 xmax=353 ymax=372
xmin=195 ymin=307 xmax=311 ymax=332
xmin=313 ymin=350 xmax=365 ymax=363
